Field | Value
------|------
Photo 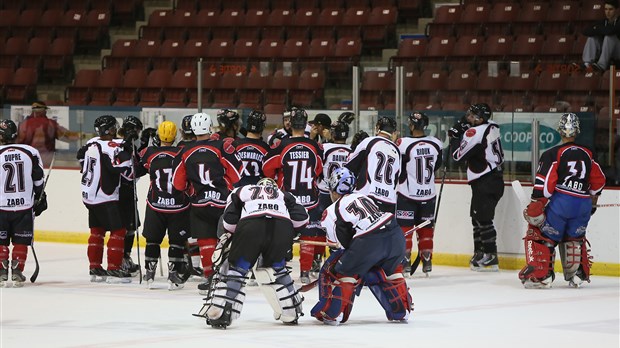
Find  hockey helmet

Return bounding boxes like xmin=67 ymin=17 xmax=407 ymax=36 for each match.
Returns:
xmin=94 ymin=115 xmax=118 ymax=137
xmin=181 ymin=114 xmax=194 ymax=136
xmin=191 ymin=112 xmax=213 ymax=136
xmin=282 ymin=107 xmax=298 ymax=120
xmin=290 ymin=108 xmax=308 ymax=130
xmin=468 ymin=103 xmax=492 ymax=122
xmin=376 ymin=116 xmax=397 ymax=133
xmin=217 ymin=109 xmax=240 ymax=128
xmin=257 ymin=177 xmax=278 ymax=187
xmin=338 ymin=112 xmax=355 ymax=125
xmin=328 ymin=167 xmax=356 ymax=195
xmin=558 ymin=113 xmax=580 ymax=138
xmin=408 ymin=111 xmax=429 ymax=130
xmin=157 ymin=121 xmax=177 ymax=143
xmin=331 ymin=121 xmax=350 ymax=141
xmin=122 ymin=115 xmax=143 ymax=132
xmin=246 ymin=110 xmax=267 ymax=133
xmin=0 ymin=119 xmax=18 ymax=143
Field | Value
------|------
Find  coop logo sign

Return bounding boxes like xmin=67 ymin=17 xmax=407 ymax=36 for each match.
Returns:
xmin=500 ymin=123 xmax=560 ymax=151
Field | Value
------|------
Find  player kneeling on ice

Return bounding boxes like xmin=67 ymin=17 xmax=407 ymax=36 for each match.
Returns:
xmin=311 ymin=168 xmax=413 ymax=325
xmin=197 ymin=178 xmax=309 ymax=329
xmin=518 ymin=113 xmax=605 ymax=289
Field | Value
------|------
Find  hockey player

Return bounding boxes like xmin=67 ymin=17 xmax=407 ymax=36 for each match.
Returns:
xmin=138 ymin=121 xmax=191 ymax=290
xmin=79 ymin=115 xmax=133 ymax=282
xmin=202 ymin=177 xmax=308 ymax=328
xmin=449 ymin=103 xmax=505 ymax=272
xmin=346 ymin=116 xmax=401 ymax=214
xmin=311 ymin=167 xmax=413 ymax=325
xmin=263 ymin=108 xmax=324 ymax=284
xmin=519 ymin=113 xmax=606 ymax=289
xmin=267 ymin=107 xmax=294 ymax=147
xmin=172 ymin=112 xmax=242 ymax=293
xmin=0 ymin=119 xmax=47 ymax=287
xmin=213 ymin=109 xmax=242 ymax=140
xmin=234 ymin=110 xmax=269 ymax=187
xmin=396 ymin=112 xmax=443 ymax=275
xmin=177 ymin=114 xmax=196 ymax=147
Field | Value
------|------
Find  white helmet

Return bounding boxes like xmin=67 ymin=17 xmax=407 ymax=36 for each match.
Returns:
xmin=191 ymin=112 xmax=213 ymax=136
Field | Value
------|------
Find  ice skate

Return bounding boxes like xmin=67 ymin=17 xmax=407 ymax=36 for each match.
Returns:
xmin=299 ymin=271 xmax=310 ymax=284
xmin=471 ymin=253 xmax=499 ymax=272
xmin=106 ymin=269 xmax=132 ymax=284
xmin=208 ymin=303 xmax=233 ymax=329
xmin=402 ymin=256 xmax=411 ymax=277
xmin=11 ymin=260 xmax=26 ymax=288
xmin=469 ymin=251 xmax=484 ymax=271
xmin=143 ymin=261 xmax=157 ymax=289
xmin=197 ymin=275 xmax=213 ymax=295
xmin=168 ymin=262 xmax=188 ymax=291
xmin=421 ymin=251 xmax=432 ymax=275
xmin=188 ymin=266 xmax=205 ymax=282
xmin=0 ymin=266 xmax=8 ymax=288
xmin=121 ymin=256 xmax=140 ymax=277
xmin=310 ymin=255 xmax=322 ymax=279
xmin=89 ymin=267 xmax=108 ymax=282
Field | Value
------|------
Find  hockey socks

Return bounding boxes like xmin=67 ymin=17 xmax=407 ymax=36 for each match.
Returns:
xmin=87 ymin=227 xmax=106 ymax=268
xmin=107 ymin=228 xmax=126 ymax=270
xmin=11 ymin=244 xmax=28 ymax=271
xmin=197 ymin=238 xmax=218 ymax=278
xmin=299 ymin=235 xmax=325 ymax=272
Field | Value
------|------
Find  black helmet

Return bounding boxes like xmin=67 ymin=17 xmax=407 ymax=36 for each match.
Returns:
xmin=217 ymin=109 xmax=240 ymax=128
xmin=0 ymin=119 xmax=18 ymax=143
xmin=282 ymin=106 xmax=298 ymax=120
xmin=246 ymin=110 xmax=266 ymax=133
xmin=468 ymin=103 xmax=492 ymax=122
xmin=331 ymin=121 xmax=349 ymax=141
xmin=122 ymin=115 xmax=143 ymax=132
xmin=94 ymin=115 xmax=118 ymax=136
xmin=408 ymin=111 xmax=429 ymax=130
xmin=376 ymin=116 xmax=397 ymax=133
xmin=338 ymin=112 xmax=355 ymax=125
xmin=290 ymin=108 xmax=308 ymax=130
xmin=181 ymin=114 xmax=194 ymax=136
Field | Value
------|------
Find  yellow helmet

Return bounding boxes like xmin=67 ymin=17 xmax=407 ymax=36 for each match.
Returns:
xmin=157 ymin=121 xmax=177 ymax=143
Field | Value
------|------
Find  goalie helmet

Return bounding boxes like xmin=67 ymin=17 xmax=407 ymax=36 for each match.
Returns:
xmin=181 ymin=114 xmax=194 ymax=136
xmin=408 ymin=111 xmax=429 ymax=130
xmin=191 ymin=112 xmax=213 ymax=136
xmin=376 ymin=116 xmax=397 ymax=133
xmin=157 ymin=121 xmax=177 ymax=143
xmin=468 ymin=103 xmax=492 ymax=122
xmin=0 ymin=119 xmax=18 ymax=143
xmin=246 ymin=110 xmax=266 ymax=133
xmin=290 ymin=108 xmax=308 ymax=130
xmin=558 ymin=113 xmax=580 ymax=138
xmin=217 ymin=109 xmax=240 ymax=128
xmin=257 ymin=177 xmax=277 ymax=187
xmin=338 ymin=112 xmax=355 ymax=125
xmin=331 ymin=121 xmax=349 ymax=141
xmin=94 ymin=115 xmax=118 ymax=136
xmin=328 ymin=167 xmax=356 ymax=195
xmin=122 ymin=115 xmax=143 ymax=132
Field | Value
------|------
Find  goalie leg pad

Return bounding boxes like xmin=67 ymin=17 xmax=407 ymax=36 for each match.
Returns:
xmin=310 ymin=265 xmax=358 ymax=325
xmin=559 ymin=237 xmax=592 ymax=286
xmin=255 ymin=266 xmax=303 ymax=324
xmin=205 ymin=265 xmax=247 ymax=327
xmin=365 ymin=267 xmax=413 ymax=321
xmin=519 ymin=225 xmax=556 ymax=288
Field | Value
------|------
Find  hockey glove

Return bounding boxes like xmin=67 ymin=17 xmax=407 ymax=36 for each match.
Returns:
xmin=448 ymin=118 xmax=470 ymax=139
xmin=34 ymin=192 xmax=48 ymax=217
xmin=523 ymin=197 xmax=548 ymax=227
xmin=350 ymin=130 xmax=369 ymax=151
xmin=211 ymin=232 xmax=232 ymax=264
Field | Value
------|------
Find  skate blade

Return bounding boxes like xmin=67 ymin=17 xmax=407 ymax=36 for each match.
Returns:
xmin=568 ymin=281 xmax=582 ymax=288
xmin=106 ymin=277 xmax=132 ymax=284
xmin=523 ymin=282 xmax=552 ymax=289
xmin=12 ymin=281 xmax=25 ymax=288
xmin=168 ymin=281 xmax=185 ymax=291
xmin=473 ymin=265 xmax=499 ymax=272
xmin=188 ymin=275 xmax=206 ymax=282
xmin=90 ymin=275 xmax=107 ymax=283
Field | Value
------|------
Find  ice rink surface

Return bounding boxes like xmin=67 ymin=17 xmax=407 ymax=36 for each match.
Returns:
xmin=0 ymin=242 xmax=618 ymax=348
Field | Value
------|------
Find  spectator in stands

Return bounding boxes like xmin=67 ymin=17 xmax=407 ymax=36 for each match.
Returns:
xmin=16 ymin=101 xmax=80 ymax=166
xmin=577 ymin=0 xmax=620 ymax=72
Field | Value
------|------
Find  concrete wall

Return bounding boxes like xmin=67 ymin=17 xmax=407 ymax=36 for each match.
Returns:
xmin=36 ymin=169 xmax=620 ymax=275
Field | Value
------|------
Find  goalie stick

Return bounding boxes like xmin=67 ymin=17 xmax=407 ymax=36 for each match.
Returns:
xmin=30 ymin=153 xmax=55 ymax=283
xmin=512 ymin=180 xmax=618 ymax=210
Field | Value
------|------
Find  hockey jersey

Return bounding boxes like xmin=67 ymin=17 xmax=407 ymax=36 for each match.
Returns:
xmin=139 ymin=145 xmax=189 ymax=213
xmin=397 ymin=135 xmax=443 ymax=200
xmin=0 ymin=144 xmax=45 ymax=211
xmin=80 ymin=138 xmax=132 ymax=205
xmin=222 ymin=184 xmax=309 ymax=233
xmin=532 ymin=142 xmax=606 ymax=199
xmin=262 ymin=137 xmax=323 ymax=209
xmin=346 ymin=135 xmax=401 ymax=205
xmin=321 ymin=193 xmax=394 ymax=249
xmin=235 ymin=137 xmax=269 ymax=187
xmin=172 ymin=138 xmax=241 ymax=207
xmin=318 ymin=143 xmax=352 ymax=194
xmin=452 ymin=121 xmax=504 ymax=182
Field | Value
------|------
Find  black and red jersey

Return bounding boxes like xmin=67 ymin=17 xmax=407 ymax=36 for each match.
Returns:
xmin=139 ymin=145 xmax=189 ymax=213
xmin=263 ymin=137 xmax=323 ymax=209
xmin=235 ymin=137 xmax=269 ymax=187
xmin=533 ymin=142 xmax=606 ymax=199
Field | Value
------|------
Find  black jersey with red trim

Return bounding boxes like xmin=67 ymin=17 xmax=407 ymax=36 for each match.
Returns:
xmin=262 ymin=136 xmax=323 ymax=209
xmin=139 ymin=145 xmax=189 ymax=213
xmin=235 ymin=137 xmax=269 ymax=187
xmin=532 ymin=142 xmax=606 ymax=199
xmin=172 ymin=138 xmax=242 ymax=207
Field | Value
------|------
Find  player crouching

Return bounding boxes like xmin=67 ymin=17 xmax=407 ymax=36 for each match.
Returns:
xmin=311 ymin=168 xmax=413 ymax=325
xmin=195 ymin=178 xmax=309 ymax=329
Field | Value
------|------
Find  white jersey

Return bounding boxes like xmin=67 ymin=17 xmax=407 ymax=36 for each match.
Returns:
xmin=80 ymin=137 xmax=131 ymax=205
xmin=452 ymin=121 xmax=504 ymax=182
xmin=321 ymin=193 xmax=394 ymax=248
xmin=222 ymin=184 xmax=309 ymax=233
xmin=0 ymin=144 xmax=45 ymax=211
xmin=345 ymin=135 xmax=401 ymax=205
xmin=397 ymin=135 xmax=443 ymax=200
xmin=318 ymin=143 xmax=352 ymax=193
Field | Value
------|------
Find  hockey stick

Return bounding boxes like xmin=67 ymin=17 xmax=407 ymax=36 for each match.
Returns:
xmin=593 ymin=203 xmax=620 ymax=208
xmin=30 ymin=153 xmax=55 ymax=283
xmin=130 ymin=146 xmax=143 ymax=283
xmin=511 ymin=180 xmax=529 ymax=209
